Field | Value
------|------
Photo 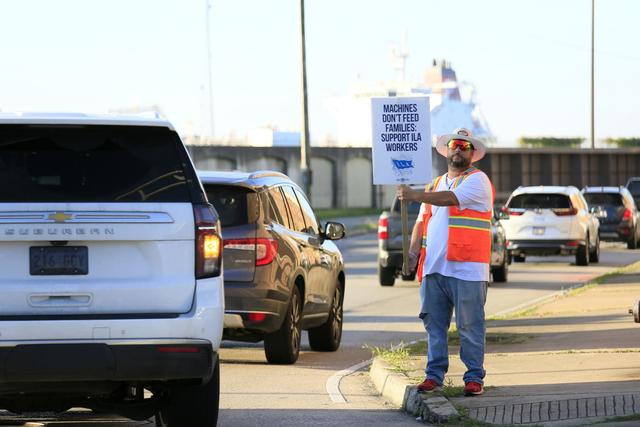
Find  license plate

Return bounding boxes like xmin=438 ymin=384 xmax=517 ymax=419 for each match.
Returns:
xmin=532 ymin=227 xmax=545 ymax=236
xmin=30 ymin=246 xmax=88 ymax=275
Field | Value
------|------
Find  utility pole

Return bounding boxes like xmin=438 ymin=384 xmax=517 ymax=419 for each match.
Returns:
xmin=205 ymin=0 xmax=215 ymax=140
xmin=298 ymin=0 xmax=312 ymax=199
xmin=590 ymin=0 xmax=595 ymax=149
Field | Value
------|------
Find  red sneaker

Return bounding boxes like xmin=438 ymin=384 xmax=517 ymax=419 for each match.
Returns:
xmin=464 ymin=381 xmax=484 ymax=396
xmin=416 ymin=378 xmax=442 ymax=393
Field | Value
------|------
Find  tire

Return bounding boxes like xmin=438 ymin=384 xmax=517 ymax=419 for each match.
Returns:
xmin=264 ymin=286 xmax=302 ymax=364
xmin=308 ymin=281 xmax=343 ymax=352
xmin=628 ymin=228 xmax=638 ymax=249
xmin=401 ymin=272 xmax=416 ymax=281
xmin=378 ymin=264 xmax=396 ymax=286
xmin=513 ymin=255 xmax=526 ymax=263
xmin=576 ymin=235 xmax=589 ymax=266
xmin=492 ymin=255 xmax=508 ymax=283
xmin=155 ymin=358 xmax=220 ymax=427
xmin=589 ymin=235 xmax=600 ymax=263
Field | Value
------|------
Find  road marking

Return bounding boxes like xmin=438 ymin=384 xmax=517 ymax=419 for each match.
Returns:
xmin=326 ymin=358 xmax=373 ymax=403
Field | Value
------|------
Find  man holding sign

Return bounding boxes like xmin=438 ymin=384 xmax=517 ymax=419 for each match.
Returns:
xmin=397 ymin=127 xmax=493 ymax=397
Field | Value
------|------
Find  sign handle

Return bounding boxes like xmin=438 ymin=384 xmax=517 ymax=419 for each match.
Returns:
xmin=400 ymin=185 xmax=410 ymax=276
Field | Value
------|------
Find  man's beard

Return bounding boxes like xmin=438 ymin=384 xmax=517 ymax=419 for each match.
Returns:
xmin=448 ymin=154 xmax=471 ymax=169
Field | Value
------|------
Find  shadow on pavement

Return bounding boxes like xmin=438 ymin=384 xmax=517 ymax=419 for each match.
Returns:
xmin=218 ymin=408 xmax=413 ymax=427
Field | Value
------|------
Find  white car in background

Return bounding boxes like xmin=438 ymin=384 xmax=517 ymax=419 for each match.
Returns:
xmin=500 ymin=185 xmax=600 ymax=266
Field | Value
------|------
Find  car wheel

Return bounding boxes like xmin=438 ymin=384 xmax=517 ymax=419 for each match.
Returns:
xmin=308 ymin=281 xmax=343 ymax=352
xmin=264 ymin=286 xmax=302 ymax=364
xmin=401 ymin=272 xmax=416 ymax=281
xmin=576 ymin=235 xmax=590 ymax=266
xmin=492 ymin=254 xmax=508 ymax=283
xmin=628 ymin=228 xmax=638 ymax=249
xmin=589 ymin=235 xmax=600 ymax=263
xmin=378 ymin=264 xmax=396 ymax=286
xmin=513 ymin=255 xmax=526 ymax=263
xmin=155 ymin=357 xmax=220 ymax=427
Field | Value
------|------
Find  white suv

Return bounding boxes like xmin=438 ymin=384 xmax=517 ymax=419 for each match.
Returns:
xmin=0 ymin=113 xmax=223 ymax=426
xmin=501 ymin=185 xmax=600 ymax=266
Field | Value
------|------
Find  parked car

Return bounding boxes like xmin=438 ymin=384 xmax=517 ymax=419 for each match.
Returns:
xmin=198 ymin=170 xmax=346 ymax=364
xmin=500 ymin=185 xmax=600 ymax=265
xmin=582 ymin=186 xmax=640 ymax=249
xmin=625 ymin=177 xmax=640 ymax=210
xmin=377 ymin=190 xmax=509 ymax=286
xmin=0 ymin=113 xmax=223 ymax=426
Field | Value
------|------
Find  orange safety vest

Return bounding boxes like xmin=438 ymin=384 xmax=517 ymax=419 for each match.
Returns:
xmin=416 ymin=167 xmax=495 ymax=280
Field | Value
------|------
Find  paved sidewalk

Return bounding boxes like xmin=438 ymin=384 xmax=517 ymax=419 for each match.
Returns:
xmin=370 ymin=263 xmax=640 ymax=426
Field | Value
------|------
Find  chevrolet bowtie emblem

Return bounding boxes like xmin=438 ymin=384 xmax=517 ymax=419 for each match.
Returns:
xmin=48 ymin=212 xmax=73 ymax=223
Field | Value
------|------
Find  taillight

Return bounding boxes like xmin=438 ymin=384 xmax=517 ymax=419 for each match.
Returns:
xmin=553 ymin=207 xmax=578 ymax=216
xmin=248 ymin=312 xmax=267 ymax=322
xmin=508 ymin=209 xmax=523 ymax=216
xmin=194 ymin=204 xmax=222 ymax=279
xmin=378 ymin=217 xmax=389 ymax=240
xmin=623 ymin=208 xmax=632 ymax=220
xmin=223 ymin=238 xmax=278 ymax=266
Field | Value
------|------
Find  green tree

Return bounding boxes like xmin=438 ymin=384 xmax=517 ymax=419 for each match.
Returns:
xmin=518 ymin=137 xmax=584 ymax=148
xmin=604 ymin=138 xmax=640 ymax=148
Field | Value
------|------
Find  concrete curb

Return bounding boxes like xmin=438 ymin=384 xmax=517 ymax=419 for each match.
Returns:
xmin=369 ymin=358 xmax=460 ymax=424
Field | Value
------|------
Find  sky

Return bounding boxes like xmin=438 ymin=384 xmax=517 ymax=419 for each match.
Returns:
xmin=0 ymin=0 xmax=638 ymax=146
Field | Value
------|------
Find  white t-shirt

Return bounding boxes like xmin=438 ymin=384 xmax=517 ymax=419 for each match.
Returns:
xmin=417 ymin=170 xmax=493 ymax=282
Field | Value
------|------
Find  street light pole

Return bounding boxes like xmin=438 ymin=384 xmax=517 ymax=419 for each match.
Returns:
xmin=590 ymin=0 xmax=595 ymax=149
xmin=205 ymin=0 xmax=215 ymax=141
xmin=298 ymin=0 xmax=312 ymax=199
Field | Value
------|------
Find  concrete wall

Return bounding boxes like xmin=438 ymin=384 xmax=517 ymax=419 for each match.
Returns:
xmin=310 ymin=157 xmax=334 ymax=208
xmin=187 ymin=145 xmax=640 ymax=208
xmin=345 ymin=157 xmax=372 ymax=208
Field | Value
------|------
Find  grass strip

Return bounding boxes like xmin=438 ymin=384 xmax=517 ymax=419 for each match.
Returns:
xmin=315 ymin=207 xmax=381 ymax=220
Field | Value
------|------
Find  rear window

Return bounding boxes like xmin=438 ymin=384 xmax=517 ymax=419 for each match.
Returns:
xmin=204 ymin=185 xmax=257 ymax=227
xmin=508 ymin=194 xmax=571 ymax=209
xmin=0 ymin=125 xmax=191 ymax=202
xmin=583 ymin=193 xmax=623 ymax=207
xmin=628 ymin=180 xmax=640 ymax=196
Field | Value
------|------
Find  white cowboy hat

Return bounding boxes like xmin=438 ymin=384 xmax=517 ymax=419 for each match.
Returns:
xmin=435 ymin=127 xmax=486 ymax=163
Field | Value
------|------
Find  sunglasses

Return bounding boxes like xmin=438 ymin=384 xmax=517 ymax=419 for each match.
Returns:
xmin=447 ymin=139 xmax=474 ymax=151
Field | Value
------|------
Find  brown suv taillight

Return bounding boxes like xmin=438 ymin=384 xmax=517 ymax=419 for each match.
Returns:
xmin=223 ymin=238 xmax=278 ymax=266
xmin=194 ymin=203 xmax=222 ymax=279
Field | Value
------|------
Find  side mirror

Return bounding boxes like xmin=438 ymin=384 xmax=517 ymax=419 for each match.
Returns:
xmin=323 ymin=221 xmax=346 ymax=240
xmin=496 ymin=207 xmax=510 ymax=220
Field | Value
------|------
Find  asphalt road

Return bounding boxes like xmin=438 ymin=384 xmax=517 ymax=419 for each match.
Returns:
xmin=3 ymin=234 xmax=639 ymax=426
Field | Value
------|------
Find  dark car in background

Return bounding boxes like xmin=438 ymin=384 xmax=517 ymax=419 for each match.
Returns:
xmin=377 ymin=192 xmax=509 ymax=286
xmin=582 ymin=186 xmax=640 ymax=249
xmin=625 ymin=177 xmax=640 ymax=208
xmin=198 ymin=170 xmax=346 ymax=364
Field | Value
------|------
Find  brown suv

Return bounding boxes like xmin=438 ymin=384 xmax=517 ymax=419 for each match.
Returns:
xmin=199 ymin=170 xmax=346 ymax=364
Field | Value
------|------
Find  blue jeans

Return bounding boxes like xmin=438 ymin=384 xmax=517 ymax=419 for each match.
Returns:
xmin=419 ymin=273 xmax=488 ymax=385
